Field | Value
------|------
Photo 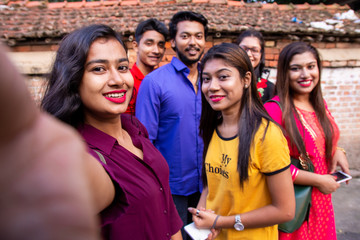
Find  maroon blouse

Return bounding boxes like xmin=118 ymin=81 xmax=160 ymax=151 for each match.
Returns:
xmin=78 ymin=114 xmax=182 ymax=240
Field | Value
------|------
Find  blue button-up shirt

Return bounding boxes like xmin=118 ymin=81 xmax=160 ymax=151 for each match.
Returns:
xmin=136 ymin=57 xmax=203 ymax=196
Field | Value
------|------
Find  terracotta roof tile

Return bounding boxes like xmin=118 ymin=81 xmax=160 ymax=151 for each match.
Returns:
xmin=1 ymin=0 xmax=359 ymax=46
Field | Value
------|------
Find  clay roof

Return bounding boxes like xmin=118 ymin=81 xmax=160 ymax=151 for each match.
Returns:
xmin=1 ymin=0 xmax=360 ymax=46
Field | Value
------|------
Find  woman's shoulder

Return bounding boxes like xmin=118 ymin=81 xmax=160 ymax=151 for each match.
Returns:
xmin=264 ymin=96 xmax=283 ymax=124
xmin=258 ymin=118 xmax=283 ymax=137
xmin=264 ymin=96 xmax=280 ymax=106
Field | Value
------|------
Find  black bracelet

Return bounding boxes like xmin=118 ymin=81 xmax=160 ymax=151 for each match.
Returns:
xmin=211 ymin=215 xmax=220 ymax=229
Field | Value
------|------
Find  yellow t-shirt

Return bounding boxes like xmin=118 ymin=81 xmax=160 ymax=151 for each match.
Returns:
xmin=205 ymin=119 xmax=290 ymax=240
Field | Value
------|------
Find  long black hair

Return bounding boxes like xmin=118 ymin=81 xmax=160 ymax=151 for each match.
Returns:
xmin=199 ymin=43 xmax=274 ymax=188
xmin=275 ymin=41 xmax=334 ymax=163
xmin=236 ymin=29 xmax=265 ymax=80
xmin=41 ymin=24 xmax=126 ymax=128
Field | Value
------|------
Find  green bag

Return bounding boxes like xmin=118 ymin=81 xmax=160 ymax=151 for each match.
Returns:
xmin=278 ymin=155 xmax=314 ymax=233
xmin=266 ymin=99 xmax=314 ymax=233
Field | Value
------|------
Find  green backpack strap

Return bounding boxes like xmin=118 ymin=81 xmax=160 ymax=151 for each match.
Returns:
xmin=93 ymin=150 xmax=107 ymax=165
xmin=265 ymin=99 xmax=282 ymax=111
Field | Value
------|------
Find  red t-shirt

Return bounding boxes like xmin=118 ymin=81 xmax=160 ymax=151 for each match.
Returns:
xmin=126 ymin=63 xmax=145 ymax=115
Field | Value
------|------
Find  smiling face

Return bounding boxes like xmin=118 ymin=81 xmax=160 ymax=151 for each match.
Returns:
xmin=134 ymin=30 xmax=166 ymax=70
xmin=238 ymin=36 xmax=262 ymax=69
xmin=288 ymin=51 xmax=319 ymax=98
xmin=79 ymin=37 xmax=134 ymax=121
xmin=201 ymin=58 xmax=251 ymax=115
xmin=171 ymin=20 xmax=206 ymax=66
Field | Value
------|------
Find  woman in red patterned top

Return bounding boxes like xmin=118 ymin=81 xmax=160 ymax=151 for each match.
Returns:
xmin=237 ymin=29 xmax=275 ymax=102
xmin=264 ymin=42 xmax=350 ymax=240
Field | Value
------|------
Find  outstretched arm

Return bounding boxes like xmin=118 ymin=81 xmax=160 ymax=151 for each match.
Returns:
xmin=0 ymin=44 xmax=100 ymax=240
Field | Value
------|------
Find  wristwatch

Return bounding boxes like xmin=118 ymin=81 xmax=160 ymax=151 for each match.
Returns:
xmin=234 ymin=214 xmax=244 ymax=231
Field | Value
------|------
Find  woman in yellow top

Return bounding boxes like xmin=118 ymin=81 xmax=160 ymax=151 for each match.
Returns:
xmin=188 ymin=43 xmax=295 ymax=239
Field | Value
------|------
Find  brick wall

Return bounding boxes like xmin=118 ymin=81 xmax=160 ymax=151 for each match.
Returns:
xmin=8 ymin=37 xmax=360 ymax=170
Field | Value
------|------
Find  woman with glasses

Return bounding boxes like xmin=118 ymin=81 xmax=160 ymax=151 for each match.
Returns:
xmin=237 ymin=29 xmax=274 ymax=102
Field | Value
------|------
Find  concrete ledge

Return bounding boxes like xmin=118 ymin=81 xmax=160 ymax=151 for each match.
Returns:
xmin=318 ymin=48 xmax=360 ymax=62
xmin=7 ymin=51 xmax=56 ymax=75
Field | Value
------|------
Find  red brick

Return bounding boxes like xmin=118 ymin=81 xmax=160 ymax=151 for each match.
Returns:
xmin=228 ymin=0 xmax=244 ymax=7
xmin=121 ymin=1 xmax=139 ymax=6
xmin=50 ymin=45 xmax=59 ymax=51
xmin=165 ymin=48 xmax=176 ymax=55
xmin=278 ymin=4 xmax=293 ymax=10
xmin=165 ymin=42 xmax=172 ymax=48
xmin=48 ymin=2 xmax=66 ymax=9
xmin=205 ymin=41 xmax=213 ymax=48
xmin=261 ymin=2 xmax=278 ymax=10
xmin=193 ymin=0 xmax=209 ymax=2
xmin=324 ymin=85 xmax=337 ymax=90
xmin=311 ymin=42 xmax=320 ymax=48
xmin=155 ymin=0 xmax=175 ymax=4
xmin=277 ymin=40 xmax=292 ymax=49
xmin=66 ymin=1 xmax=85 ymax=8
xmin=336 ymin=42 xmax=353 ymax=48
xmin=102 ymin=1 xmax=119 ymax=6
xmin=315 ymin=42 xmax=326 ymax=48
xmin=310 ymin=3 xmax=326 ymax=10
xmin=30 ymin=45 xmax=53 ymax=51
xmin=327 ymin=97 xmax=338 ymax=102
xmin=322 ymin=61 xmax=331 ymax=67
xmin=268 ymin=60 xmax=277 ymax=68
xmin=13 ymin=45 xmax=31 ymax=52
xmin=265 ymin=53 xmax=275 ymax=61
xmin=84 ymin=1 xmax=101 ymax=7
xmin=295 ymin=3 xmax=310 ymax=10
xmin=340 ymin=85 xmax=353 ymax=90
xmin=325 ymin=43 xmax=336 ymax=48
xmin=25 ymin=1 xmax=43 ymax=8
xmin=264 ymin=48 xmax=280 ymax=54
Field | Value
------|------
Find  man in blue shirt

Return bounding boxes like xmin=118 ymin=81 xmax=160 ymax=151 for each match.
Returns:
xmin=136 ymin=11 xmax=208 ymax=239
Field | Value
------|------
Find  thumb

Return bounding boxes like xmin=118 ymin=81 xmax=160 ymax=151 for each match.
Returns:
xmin=329 ymin=159 xmax=337 ymax=174
xmin=188 ymin=207 xmax=196 ymax=214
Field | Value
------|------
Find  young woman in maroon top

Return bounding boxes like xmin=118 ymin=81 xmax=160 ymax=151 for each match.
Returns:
xmin=41 ymin=24 xmax=191 ymax=240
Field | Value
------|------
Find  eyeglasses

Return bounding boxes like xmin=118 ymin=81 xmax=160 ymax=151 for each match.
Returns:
xmin=239 ymin=45 xmax=261 ymax=56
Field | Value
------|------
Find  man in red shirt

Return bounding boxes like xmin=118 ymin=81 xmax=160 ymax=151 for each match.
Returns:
xmin=126 ymin=18 xmax=168 ymax=115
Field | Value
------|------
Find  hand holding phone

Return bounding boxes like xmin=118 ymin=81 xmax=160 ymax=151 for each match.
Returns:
xmin=331 ymin=171 xmax=352 ymax=183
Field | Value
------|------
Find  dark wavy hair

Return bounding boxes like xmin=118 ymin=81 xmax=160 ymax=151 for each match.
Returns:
xmin=199 ymin=43 xmax=273 ymax=188
xmin=135 ymin=18 xmax=169 ymax=43
xmin=236 ymin=29 xmax=265 ymax=80
xmin=169 ymin=11 xmax=208 ymax=41
xmin=275 ymin=41 xmax=334 ymax=163
xmin=41 ymin=24 xmax=126 ymax=128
